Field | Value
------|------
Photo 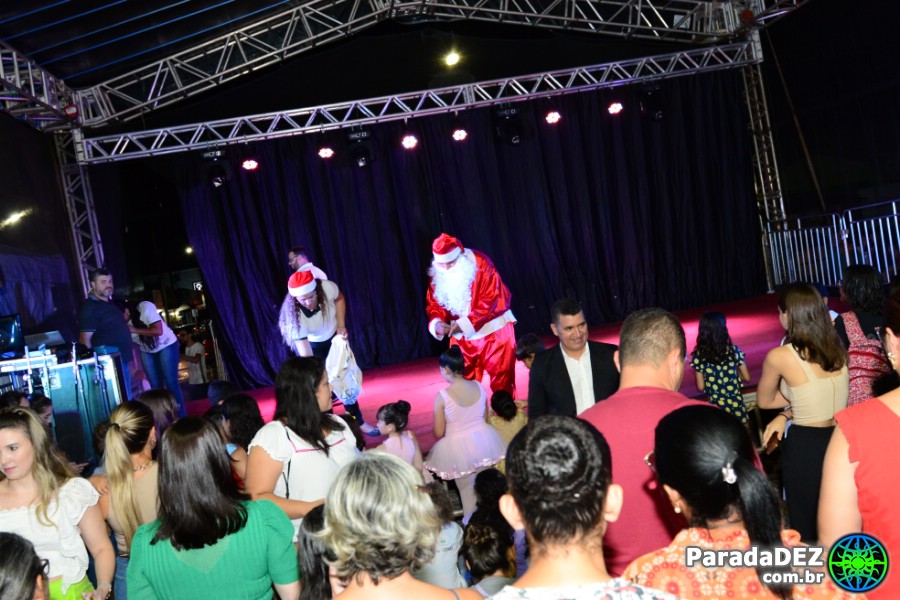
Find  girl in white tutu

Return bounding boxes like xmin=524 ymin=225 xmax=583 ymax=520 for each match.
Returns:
xmin=425 ymin=347 xmax=506 ymax=517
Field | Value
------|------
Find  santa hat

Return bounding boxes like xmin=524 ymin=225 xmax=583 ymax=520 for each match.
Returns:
xmin=432 ymin=233 xmax=463 ymax=263
xmin=288 ymin=270 xmax=317 ymax=297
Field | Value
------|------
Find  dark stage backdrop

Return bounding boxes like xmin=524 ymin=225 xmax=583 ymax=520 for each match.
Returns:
xmin=125 ymin=70 xmax=764 ymax=388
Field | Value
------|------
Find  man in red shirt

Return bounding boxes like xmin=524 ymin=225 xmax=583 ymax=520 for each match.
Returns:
xmin=580 ymin=307 xmax=706 ymax=576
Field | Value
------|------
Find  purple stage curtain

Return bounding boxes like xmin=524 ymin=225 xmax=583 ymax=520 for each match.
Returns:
xmin=166 ymin=70 xmax=763 ymax=388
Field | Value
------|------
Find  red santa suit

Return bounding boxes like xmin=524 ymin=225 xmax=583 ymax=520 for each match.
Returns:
xmin=426 ymin=235 xmax=517 ymax=394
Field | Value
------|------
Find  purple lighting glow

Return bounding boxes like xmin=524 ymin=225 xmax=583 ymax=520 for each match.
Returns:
xmin=545 ymin=111 xmax=561 ymax=124
xmin=241 ymin=159 xmax=259 ymax=171
xmin=608 ymin=102 xmax=624 ymax=115
xmin=452 ymin=128 xmax=468 ymax=141
xmin=401 ymin=135 xmax=418 ymax=149
xmin=318 ymin=147 xmax=335 ymax=159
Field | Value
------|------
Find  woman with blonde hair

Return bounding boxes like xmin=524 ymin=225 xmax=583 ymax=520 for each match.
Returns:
xmin=90 ymin=401 xmax=158 ymax=600
xmin=758 ymin=282 xmax=849 ymax=542
xmin=319 ymin=453 xmax=478 ymax=600
xmin=0 ymin=407 xmax=114 ymax=599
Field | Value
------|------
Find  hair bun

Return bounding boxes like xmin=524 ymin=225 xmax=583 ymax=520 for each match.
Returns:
xmin=397 ymin=400 xmax=411 ymax=414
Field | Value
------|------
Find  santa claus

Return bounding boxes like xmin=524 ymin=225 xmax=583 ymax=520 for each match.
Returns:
xmin=426 ymin=233 xmax=517 ymax=394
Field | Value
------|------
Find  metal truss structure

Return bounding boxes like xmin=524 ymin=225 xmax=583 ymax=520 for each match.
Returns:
xmin=79 ymin=41 xmax=758 ymax=163
xmin=72 ymin=0 xmax=810 ymax=127
xmin=0 ymin=40 xmax=76 ymax=131
xmin=55 ymin=130 xmax=105 ymax=296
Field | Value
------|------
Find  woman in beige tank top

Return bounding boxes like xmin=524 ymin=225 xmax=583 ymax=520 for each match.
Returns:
xmin=89 ymin=401 xmax=159 ymax=600
xmin=757 ymin=282 xmax=848 ymax=543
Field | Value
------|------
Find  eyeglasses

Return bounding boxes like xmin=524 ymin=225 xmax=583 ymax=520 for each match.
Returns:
xmin=37 ymin=558 xmax=49 ymax=577
xmin=643 ymin=450 xmax=656 ymax=474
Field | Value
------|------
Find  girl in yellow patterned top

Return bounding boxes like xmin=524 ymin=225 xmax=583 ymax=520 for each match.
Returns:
xmin=690 ymin=312 xmax=751 ymax=423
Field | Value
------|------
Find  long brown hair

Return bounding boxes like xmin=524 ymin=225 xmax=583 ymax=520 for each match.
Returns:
xmin=778 ymin=282 xmax=847 ymax=371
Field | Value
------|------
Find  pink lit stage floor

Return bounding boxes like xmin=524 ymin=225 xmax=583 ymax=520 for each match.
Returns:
xmin=187 ymin=293 xmax=839 ymax=453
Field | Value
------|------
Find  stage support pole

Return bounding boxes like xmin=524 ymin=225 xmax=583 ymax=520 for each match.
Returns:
xmin=55 ymin=128 xmax=105 ymax=296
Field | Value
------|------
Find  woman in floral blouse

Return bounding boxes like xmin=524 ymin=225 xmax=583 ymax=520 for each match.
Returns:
xmin=624 ymin=406 xmax=859 ymax=600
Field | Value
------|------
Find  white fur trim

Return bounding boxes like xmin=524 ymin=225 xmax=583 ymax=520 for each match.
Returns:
xmin=428 ymin=318 xmax=445 ymax=340
xmin=433 ymin=246 xmax=462 ymax=263
xmin=288 ymin=280 xmax=317 ymax=297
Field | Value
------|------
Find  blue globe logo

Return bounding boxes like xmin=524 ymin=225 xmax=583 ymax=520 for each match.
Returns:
xmin=828 ymin=533 xmax=889 ymax=593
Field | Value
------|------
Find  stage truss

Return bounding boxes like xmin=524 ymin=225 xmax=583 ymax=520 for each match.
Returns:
xmin=78 ymin=41 xmax=758 ymax=163
xmin=0 ymin=0 xmax=809 ymax=291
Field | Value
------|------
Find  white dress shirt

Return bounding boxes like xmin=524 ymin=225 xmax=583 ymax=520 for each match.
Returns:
xmin=561 ymin=343 xmax=595 ymax=415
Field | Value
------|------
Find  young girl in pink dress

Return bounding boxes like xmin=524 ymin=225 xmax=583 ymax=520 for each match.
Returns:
xmin=373 ymin=400 xmax=423 ymax=472
xmin=425 ymin=347 xmax=507 ymax=517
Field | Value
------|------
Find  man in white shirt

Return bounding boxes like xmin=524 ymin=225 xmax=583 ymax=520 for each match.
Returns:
xmin=177 ymin=329 xmax=208 ymax=401
xmin=528 ymin=298 xmax=619 ymax=418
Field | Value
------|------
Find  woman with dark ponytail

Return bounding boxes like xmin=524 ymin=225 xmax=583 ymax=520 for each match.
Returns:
xmin=624 ymin=405 xmax=852 ymax=599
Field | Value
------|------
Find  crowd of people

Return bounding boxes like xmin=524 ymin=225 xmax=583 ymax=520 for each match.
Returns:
xmin=2 ymin=236 xmax=898 ymax=599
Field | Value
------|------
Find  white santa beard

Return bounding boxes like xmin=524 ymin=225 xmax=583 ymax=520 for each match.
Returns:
xmin=432 ymin=255 xmax=476 ymax=318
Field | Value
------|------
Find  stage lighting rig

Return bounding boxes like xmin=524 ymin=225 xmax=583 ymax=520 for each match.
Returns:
xmin=494 ymin=103 xmax=523 ymax=145
xmin=346 ymin=127 xmax=375 ymax=167
xmin=201 ymin=150 xmax=232 ymax=188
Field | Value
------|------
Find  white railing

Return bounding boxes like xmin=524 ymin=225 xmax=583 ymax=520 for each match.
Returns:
xmin=765 ymin=200 xmax=900 ymax=286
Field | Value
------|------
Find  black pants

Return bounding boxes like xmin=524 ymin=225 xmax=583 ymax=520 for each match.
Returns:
xmin=781 ymin=424 xmax=834 ymax=543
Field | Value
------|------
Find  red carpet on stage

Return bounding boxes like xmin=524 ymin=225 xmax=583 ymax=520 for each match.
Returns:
xmin=188 ymin=293 xmax=832 ymax=454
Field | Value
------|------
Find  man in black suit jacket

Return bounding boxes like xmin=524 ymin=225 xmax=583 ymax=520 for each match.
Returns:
xmin=528 ymin=299 xmax=619 ymax=418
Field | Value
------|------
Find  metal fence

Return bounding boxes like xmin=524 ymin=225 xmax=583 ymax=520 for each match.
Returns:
xmin=765 ymin=200 xmax=900 ymax=287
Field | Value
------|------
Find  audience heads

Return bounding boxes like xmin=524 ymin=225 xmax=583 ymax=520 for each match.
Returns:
xmin=0 ymin=532 xmax=48 ymax=600
xmin=550 ymin=298 xmax=584 ymax=325
xmin=514 ymin=333 xmax=545 ymax=367
xmin=27 ymin=396 xmax=53 ymax=427
xmin=221 ymin=393 xmax=265 ymax=450
xmin=320 ymin=453 xmax=440 ymax=584
xmin=423 ymin=480 xmax=456 ymax=524
xmin=502 ymin=416 xmax=618 ymax=548
xmin=207 ymin=380 xmax=240 ymax=406
xmin=618 ymin=308 xmax=686 ymax=368
xmin=883 ymin=290 xmax=900 ymax=353
xmin=693 ymin=312 xmax=734 ymax=363
xmin=490 ymin=390 xmax=517 ymax=422
xmin=463 ymin=523 xmax=515 ymax=582
xmin=274 ymin=357 xmax=337 ymax=454
xmin=654 ymin=405 xmax=787 ymax=597
xmin=777 ymin=282 xmax=846 ymax=371
xmin=297 ymin=505 xmax=333 ymax=600
xmin=438 ymin=346 xmax=465 ymax=376
xmin=287 ymin=246 xmax=310 ymax=271
xmin=841 ymin=264 xmax=885 ymax=313
xmin=154 ymin=416 xmax=248 ymax=550
xmin=136 ymin=389 xmax=179 ymax=443
xmin=474 ymin=468 xmax=508 ymax=509
xmin=375 ymin=400 xmax=412 ymax=433
xmin=0 ymin=390 xmax=28 ymax=409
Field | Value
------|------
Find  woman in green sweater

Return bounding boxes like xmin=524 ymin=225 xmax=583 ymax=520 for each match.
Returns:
xmin=126 ymin=417 xmax=300 ymax=600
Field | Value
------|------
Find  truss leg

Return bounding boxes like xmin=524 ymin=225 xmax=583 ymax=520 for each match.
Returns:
xmin=55 ymin=129 xmax=105 ymax=296
xmin=742 ymin=53 xmax=786 ymax=291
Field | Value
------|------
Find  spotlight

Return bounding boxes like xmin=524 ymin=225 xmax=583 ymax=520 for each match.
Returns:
xmin=639 ymin=86 xmax=664 ymax=121
xmin=318 ymin=147 xmax=335 ymax=159
xmin=185 ymin=247 xmax=193 ymax=254
xmin=608 ymin=102 xmax=624 ymax=115
xmin=494 ymin=104 xmax=523 ymax=145
xmin=346 ymin=127 xmax=375 ymax=168
xmin=209 ymin=165 xmax=229 ymax=188
xmin=401 ymin=134 xmax=418 ymax=150
xmin=445 ymin=51 xmax=460 ymax=67
xmin=241 ymin=158 xmax=259 ymax=171
xmin=452 ymin=128 xmax=468 ymax=142
xmin=545 ymin=110 xmax=561 ymax=125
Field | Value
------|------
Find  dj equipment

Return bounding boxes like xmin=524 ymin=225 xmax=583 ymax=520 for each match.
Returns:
xmin=1 ymin=351 xmax=126 ymax=465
